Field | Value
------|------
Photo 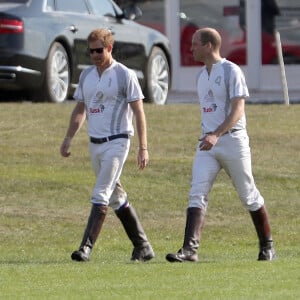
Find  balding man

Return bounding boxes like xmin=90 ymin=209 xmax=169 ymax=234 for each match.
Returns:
xmin=166 ymin=28 xmax=275 ymax=263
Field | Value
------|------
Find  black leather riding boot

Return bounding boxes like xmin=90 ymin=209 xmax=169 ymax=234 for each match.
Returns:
xmin=166 ymin=207 xmax=205 ymax=262
xmin=115 ymin=205 xmax=154 ymax=261
xmin=71 ymin=204 xmax=108 ymax=262
xmin=250 ymin=205 xmax=276 ymax=261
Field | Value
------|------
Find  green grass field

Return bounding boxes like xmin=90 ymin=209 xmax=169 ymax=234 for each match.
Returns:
xmin=0 ymin=102 xmax=299 ymax=299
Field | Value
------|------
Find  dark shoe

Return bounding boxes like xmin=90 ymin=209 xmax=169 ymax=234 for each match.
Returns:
xmin=258 ymin=242 xmax=276 ymax=261
xmin=250 ymin=206 xmax=275 ymax=261
xmin=166 ymin=248 xmax=198 ymax=263
xmin=131 ymin=243 xmax=155 ymax=262
xmin=115 ymin=204 xmax=155 ymax=262
xmin=71 ymin=245 xmax=91 ymax=262
xmin=166 ymin=207 xmax=204 ymax=263
xmin=71 ymin=204 xmax=108 ymax=262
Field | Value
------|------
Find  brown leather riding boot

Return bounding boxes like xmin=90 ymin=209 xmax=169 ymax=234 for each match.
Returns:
xmin=115 ymin=204 xmax=154 ymax=262
xmin=71 ymin=204 xmax=108 ymax=262
xmin=166 ymin=207 xmax=205 ymax=262
xmin=250 ymin=205 xmax=276 ymax=261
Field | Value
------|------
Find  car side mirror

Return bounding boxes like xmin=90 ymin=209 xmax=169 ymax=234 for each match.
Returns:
xmin=123 ymin=4 xmax=142 ymax=20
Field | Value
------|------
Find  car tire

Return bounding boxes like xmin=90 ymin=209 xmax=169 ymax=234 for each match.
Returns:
xmin=144 ymin=46 xmax=170 ymax=105
xmin=41 ymin=42 xmax=70 ymax=103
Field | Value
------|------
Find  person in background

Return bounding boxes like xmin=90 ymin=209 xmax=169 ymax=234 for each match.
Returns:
xmin=239 ymin=0 xmax=280 ymax=34
xmin=166 ymin=27 xmax=276 ymax=263
xmin=60 ymin=28 xmax=154 ymax=262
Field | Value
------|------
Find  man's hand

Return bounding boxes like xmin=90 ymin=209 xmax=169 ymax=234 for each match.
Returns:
xmin=60 ymin=137 xmax=72 ymax=157
xmin=199 ymin=133 xmax=218 ymax=151
xmin=137 ymin=148 xmax=149 ymax=170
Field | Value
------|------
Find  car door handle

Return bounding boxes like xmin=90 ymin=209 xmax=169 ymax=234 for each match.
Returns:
xmin=69 ymin=25 xmax=78 ymax=33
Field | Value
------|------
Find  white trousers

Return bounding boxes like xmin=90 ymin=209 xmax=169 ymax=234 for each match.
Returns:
xmin=189 ymin=130 xmax=264 ymax=211
xmin=89 ymin=138 xmax=130 ymax=210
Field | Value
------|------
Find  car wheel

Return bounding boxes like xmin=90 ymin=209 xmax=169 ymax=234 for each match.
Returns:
xmin=145 ymin=46 xmax=170 ymax=105
xmin=42 ymin=42 xmax=70 ymax=103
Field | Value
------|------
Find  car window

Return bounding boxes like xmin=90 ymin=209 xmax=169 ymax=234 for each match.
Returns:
xmin=89 ymin=0 xmax=116 ymax=17
xmin=46 ymin=0 xmax=54 ymax=11
xmin=0 ymin=0 xmax=29 ymax=2
xmin=55 ymin=0 xmax=89 ymax=14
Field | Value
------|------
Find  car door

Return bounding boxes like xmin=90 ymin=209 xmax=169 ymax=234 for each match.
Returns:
xmin=50 ymin=0 xmax=102 ymax=82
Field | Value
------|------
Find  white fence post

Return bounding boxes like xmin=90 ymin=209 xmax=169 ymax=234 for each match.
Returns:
xmin=274 ymin=30 xmax=290 ymax=105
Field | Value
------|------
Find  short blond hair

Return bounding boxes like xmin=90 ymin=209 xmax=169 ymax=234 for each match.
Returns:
xmin=87 ymin=28 xmax=114 ymax=47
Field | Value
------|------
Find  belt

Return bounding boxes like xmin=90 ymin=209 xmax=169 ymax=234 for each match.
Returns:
xmin=204 ymin=129 xmax=242 ymax=136
xmin=90 ymin=134 xmax=129 ymax=144
xmin=223 ymin=129 xmax=242 ymax=135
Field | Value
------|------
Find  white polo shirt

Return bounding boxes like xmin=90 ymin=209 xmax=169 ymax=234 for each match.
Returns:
xmin=73 ymin=60 xmax=144 ymax=138
xmin=196 ymin=58 xmax=249 ymax=134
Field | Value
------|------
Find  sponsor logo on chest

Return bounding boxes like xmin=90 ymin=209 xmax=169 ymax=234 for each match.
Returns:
xmin=202 ymin=103 xmax=217 ymax=113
